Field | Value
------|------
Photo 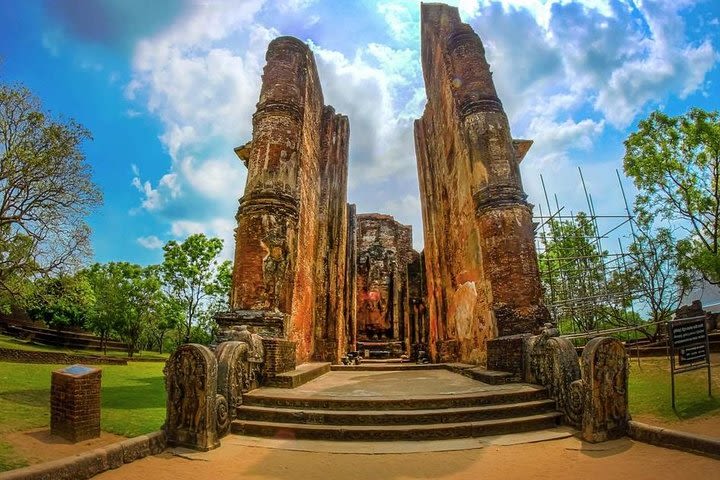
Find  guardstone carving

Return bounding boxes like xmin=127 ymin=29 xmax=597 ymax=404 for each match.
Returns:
xmin=527 ymin=325 xmax=583 ymax=427
xmin=581 ymin=337 xmax=629 ymax=442
xmin=216 ymin=341 xmax=249 ymax=416
xmin=164 ymin=344 xmax=221 ymax=451
xmin=215 ymin=327 xmax=266 ymax=420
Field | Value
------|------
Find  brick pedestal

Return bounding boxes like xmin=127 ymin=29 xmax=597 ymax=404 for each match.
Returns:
xmin=51 ymin=365 xmax=101 ymax=442
xmin=487 ymin=334 xmax=530 ymax=379
xmin=262 ymin=338 xmax=296 ymax=377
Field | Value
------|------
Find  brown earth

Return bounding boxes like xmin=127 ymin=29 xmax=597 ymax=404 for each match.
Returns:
xmin=4 ymin=428 xmax=124 ymax=465
xmin=93 ymin=435 xmax=718 ymax=480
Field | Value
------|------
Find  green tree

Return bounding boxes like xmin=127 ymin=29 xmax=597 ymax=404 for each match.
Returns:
xmin=25 ymin=273 xmax=95 ymax=331
xmin=626 ymin=217 xmax=692 ymax=338
xmin=119 ymin=264 xmax=163 ymax=357
xmin=161 ymin=234 xmax=226 ymax=344
xmin=84 ymin=262 xmax=163 ymax=356
xmin=0 ymin=83 xmax=102 ymax=299
xmin=624 ymin=108 xmax=720 ymax=284
xmin=83 ymin=263 xmax=120 ymax=354
xmin=144 ymin=291 xmax=182 ymax=354
xmin=538 ymin=212 xmax=613 ymax=332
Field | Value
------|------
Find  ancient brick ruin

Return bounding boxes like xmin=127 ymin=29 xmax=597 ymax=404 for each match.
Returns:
xmin=216 ymin=36 xmax=351 ymax=365
xmin=415 ymin=4 xmax=547 ymax=367
xmin=218 ymin=4 xmax=549 ymax=372
xmin=355 ymin=214 xmax=422 ymax=358
xmin=166 ymin=2 xmax=629 ymax=451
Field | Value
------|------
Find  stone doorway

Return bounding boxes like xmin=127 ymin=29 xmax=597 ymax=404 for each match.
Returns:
xmin=354 ymin=214 xmax=425 ymax=359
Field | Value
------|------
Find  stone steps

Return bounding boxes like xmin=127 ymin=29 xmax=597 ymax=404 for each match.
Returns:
xmin=266 ymin=362 xmax=331 ymax=388
xmin=361 ymin=358 xmax=408 ymax=363
xmin=233 ymin=383 xmax=561 ymax=442
xmin=236 ymin=399 xmax=556 ymax=425
xmin=331 ymin=363 xmax=443 ymax=372
xmin=231 ymin=412 xmax=562 ymax=441
xmin=461 ymin=368 xmax=516 ymax=385
xmin=243 ymin=385 xmax=549 ymax=411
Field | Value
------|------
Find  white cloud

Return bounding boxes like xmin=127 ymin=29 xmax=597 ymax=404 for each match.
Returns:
xmin=170 ymin=218 xmax=236 ymax=259
xmin=311 ymin=41 xmax=422 ymax=185
xmin=41 ymin=30 xmax=61 ymax=57
xmin=131 ymin=170 xmax=179 ymax=212
xmin=125 ymin=0 xmax=717 ymax=252
xmin=137 ymin=235 xmax=164 ymax=249
xmin=125 ymin=1 xmax=274 ymax=242
xmin=377 ymin=0 xmax=420 ymax=44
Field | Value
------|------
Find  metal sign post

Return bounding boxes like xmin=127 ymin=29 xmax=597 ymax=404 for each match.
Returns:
xmin=668 ymin=316 xmax=713 ymax=409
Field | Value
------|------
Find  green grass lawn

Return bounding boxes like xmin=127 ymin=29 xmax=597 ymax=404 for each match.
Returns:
xmin=0 ymin=360 xmax=166 ymax=472
xmin=628 ymin=354 xmax=720 ymax=423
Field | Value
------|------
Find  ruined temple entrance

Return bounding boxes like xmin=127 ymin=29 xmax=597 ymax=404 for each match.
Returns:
xmin=165 ymin=2 xmax=632 ymax=452
xmin=354 ymin=214 xmax=425 ymax=359
xmin=219 ymin=2 xmax=546 ymax=372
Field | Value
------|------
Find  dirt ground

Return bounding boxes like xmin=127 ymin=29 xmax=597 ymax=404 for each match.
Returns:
xmin=4 ymin=428 xmax=125 ymax=465
xmin=92 ymin=434 xmax=719 ymax=480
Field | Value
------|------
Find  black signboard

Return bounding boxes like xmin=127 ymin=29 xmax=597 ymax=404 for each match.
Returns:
xmin=670 ymin=319 xmax=707 ymax=348
xmin=679 ymin=344 xmax=708 ymax=366
xmin=667 ymin=316 xmax=712 ymax=408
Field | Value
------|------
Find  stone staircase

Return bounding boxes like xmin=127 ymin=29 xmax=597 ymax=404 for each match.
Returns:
xmin=231 ymin=368 xmax=561 ymax=441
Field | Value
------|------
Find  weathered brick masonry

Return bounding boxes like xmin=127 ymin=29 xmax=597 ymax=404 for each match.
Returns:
xmin=414 ymin=4 xmax=547 ymax=365
xmin=355 ymin=214 xmax=419 ymax=356
xmin=51 ymin=366 xmax=102 ymax=442
xmin=0 ymin=348 xmax=126 ymax=365
xmin=224 ymin=36 xmax=350 ymax=366
xmin=262 ymin=338 xmax=296 ymax=378
xmin=221 ymin=10 xmax=548 ymax=371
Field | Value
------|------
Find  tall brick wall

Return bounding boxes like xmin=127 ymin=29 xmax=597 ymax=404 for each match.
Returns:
xmin=345 ymin=204 xmax=358 ymax=352
xmin=415 ymin=4 xmax=547 ymax=365
xmin=229 ymin=37 xmax=350 ymax=364
xmin=51 ymin=366 xmax=102 ymax=442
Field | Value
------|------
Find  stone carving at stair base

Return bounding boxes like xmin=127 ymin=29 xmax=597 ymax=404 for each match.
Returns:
xmin=527 ymin=327 xmax=628 ymax=441
xmin=164 ymin=344 xmax=221 ymax=451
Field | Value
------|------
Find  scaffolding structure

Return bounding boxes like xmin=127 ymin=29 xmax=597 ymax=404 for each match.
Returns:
xmin=533 ymin=168 xmax=643 ymax=336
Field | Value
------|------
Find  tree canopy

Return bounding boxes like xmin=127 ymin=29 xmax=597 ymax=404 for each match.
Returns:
xmin=0 ymin=83 xmax=102 ymax=298
xmin=624 ymin=108 xmax=720 ymax=285
xmin=161 ymin=233 xmax=229 ymax=344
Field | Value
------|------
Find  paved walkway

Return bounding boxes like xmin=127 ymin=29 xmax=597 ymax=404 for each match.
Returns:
xmin=247 ymin=369 xmax=538 ymax=398
xmin=94 ymin=433 xmax=719 ymax=480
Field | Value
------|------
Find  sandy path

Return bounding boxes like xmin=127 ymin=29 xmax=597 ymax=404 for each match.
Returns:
xmin=94 ymin=435 xmax=718 ymax=480
xmin=4 ymin=428 xmax=125 ymax=465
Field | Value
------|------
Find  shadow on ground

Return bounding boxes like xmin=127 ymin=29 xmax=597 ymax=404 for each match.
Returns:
xmin=100 ymin=376 xmax=165 ymax=410
xmin=0 ymin=389 xmax=48 ymax=408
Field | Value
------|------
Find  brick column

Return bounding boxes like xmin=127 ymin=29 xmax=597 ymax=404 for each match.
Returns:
xmin=51 ymin=365 xmax=101 ymax=442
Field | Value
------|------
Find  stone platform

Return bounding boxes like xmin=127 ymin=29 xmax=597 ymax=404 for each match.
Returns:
xmin=232 ymin=369 xmax=561 ymax=441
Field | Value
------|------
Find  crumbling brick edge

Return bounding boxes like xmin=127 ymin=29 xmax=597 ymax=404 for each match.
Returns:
xmin=0 ymin=430 xmax=166 ymax=480
xmin=0 ymin=348 xmax=127 ymax=366
xmin=628 ymin=420 xmax=720 ymax=459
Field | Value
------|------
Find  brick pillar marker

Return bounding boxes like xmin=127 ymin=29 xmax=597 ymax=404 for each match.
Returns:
xmin=51 ymin=364 xmax=102 ymax=442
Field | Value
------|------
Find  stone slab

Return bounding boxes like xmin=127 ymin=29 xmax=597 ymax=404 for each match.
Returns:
xmin=224 ymin=427 xmax=573 ymax=454
xmin=266 ymin=362 xmax=330 ymax=388
xmin=628 ymin=420 xmax=720 ymax=458
xmin=248 ymin=369 xmax=537 ymax=399
xmin=464 ymin=368 xmax=516 ymax=385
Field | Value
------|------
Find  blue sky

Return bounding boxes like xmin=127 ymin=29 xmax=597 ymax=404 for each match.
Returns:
xmin=1 ymin=0 xmax=719 ymax=264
